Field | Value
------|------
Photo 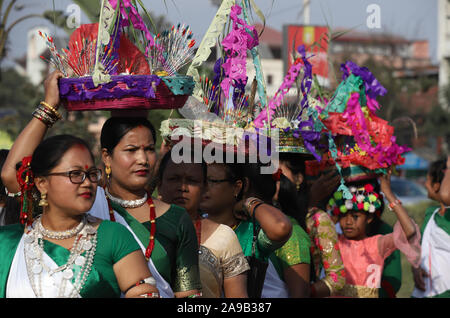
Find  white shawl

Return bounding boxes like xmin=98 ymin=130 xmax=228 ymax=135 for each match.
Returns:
xmin=412 ymin=208 xmax=450 ymax=297
xmin=89 ymin=187 xmax=174 ymax=298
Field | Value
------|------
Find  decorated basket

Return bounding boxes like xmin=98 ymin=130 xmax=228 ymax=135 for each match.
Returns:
xmin=59 ymin=75 xmax=194 ymax=111
xmin=158 ymin=2 xmax=270 ymax=159
xmin=278 ymin=133 xmax=311 ymax=155
xmin=40 ymin=0 xmax=197 ymax=112
xmin=160 ymin=118 xmax=258 ymax=156
xmin=251 ymin=45 xmax=327 ymax=162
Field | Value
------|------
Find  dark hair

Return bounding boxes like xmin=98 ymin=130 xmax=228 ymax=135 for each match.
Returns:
xmin=278 ymin=174 xmax=307 ymax=230
xmin=279 ymin=153 xmax=308 ymax=176
xmin=278 ymin=153 xmax=310 ymax=229
xmin=157 ymin=150 xmax=207 ymax=185
xmin=15 ymin=135 xmax=93 ymax=222
xmin=100 ymin=117 xmax=157 ymax=154
xmin=428 ymin=158 xmax=447 ymax=185
xmin=225 ymin=162 xmax=277 ymax=203
xmin=31 ymin=135 xmax=94 ymax=177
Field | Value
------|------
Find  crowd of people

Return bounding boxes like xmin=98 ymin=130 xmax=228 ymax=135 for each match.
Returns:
xmin=0 ymin=69 xmax=448 ymax=298
xmin=0 ymin=0 xmax=448 ymax=300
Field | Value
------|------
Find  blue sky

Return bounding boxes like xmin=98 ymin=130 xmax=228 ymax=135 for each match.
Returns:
xmin=4 ymin=0 xmax=438 ymax=66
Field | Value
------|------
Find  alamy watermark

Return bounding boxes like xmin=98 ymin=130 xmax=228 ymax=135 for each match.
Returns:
xmin=167 ymin=122 xmax=280 ymax=175
xmin=366 ymin=4 xmax=381 ymax=29
xmin=66 ymin=4 xmax=81 ymax=29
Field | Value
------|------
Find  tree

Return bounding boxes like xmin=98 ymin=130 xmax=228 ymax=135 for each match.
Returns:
xmin=0 ymin=1 xmax=43 ymax=74
xmin=0 ymin=67 xmax=99 ymax=148
xmin=0 ymin=68 xmax=42 ymax=138
xmin=423 ymin=84 xmax=450 ymax=154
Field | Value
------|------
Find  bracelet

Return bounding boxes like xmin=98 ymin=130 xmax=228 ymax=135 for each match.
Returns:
xmin=5 ymin=188 xmax=21 ymax=198
xmin=40 ymin=101 xmax=62 ymax=119
xmin=388 ymin=199 xmax=402 ymax=211
xmin=124 ymin=276 xmax=157 ymax=294
xmin=244 ymin=197 xmax=263 ymax=217
xmin=32 ymin=108 xmax=56 ymax=128
xmin=139 ymin=292 xmax=160 ymax=298
xmin=34 ymin=108 xmax=57 ymax=127
xmin=33 ymin=101 xmax=63 ymax=127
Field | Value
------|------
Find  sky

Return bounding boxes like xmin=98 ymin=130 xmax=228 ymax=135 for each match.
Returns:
xmin=3 ymin=0 xmax=438 ymax=67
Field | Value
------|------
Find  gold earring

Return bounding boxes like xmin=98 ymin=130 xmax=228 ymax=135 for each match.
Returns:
xmin=296 ymin=182 xmax=301 ymax=191
xmin=105 ymin=166 xmax=111 ymax=180
xmin=39 ymin=192 xmax=48 ymax=207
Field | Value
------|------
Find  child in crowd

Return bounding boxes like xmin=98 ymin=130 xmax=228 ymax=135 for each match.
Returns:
xmin=412 ymin=158 xmax=450 ymax=298
xmin=328 ymin=169 xmax=421 ymax=298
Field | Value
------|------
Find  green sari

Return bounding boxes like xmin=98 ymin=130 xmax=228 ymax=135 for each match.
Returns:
xmin=0 ymin=220 xmax=140 ymax=298
xmin=111 ymin=202 xmax=201 ymax=293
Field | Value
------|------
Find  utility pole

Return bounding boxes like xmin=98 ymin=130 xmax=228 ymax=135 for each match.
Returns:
xmin=303 ymin=0 xmax=310 ymax=25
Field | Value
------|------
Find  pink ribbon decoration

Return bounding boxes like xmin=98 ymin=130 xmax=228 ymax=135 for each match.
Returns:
xmin=109 ymin=0 xmax=154 ymax=54
xmin=253 ymin=57 xmax=303 ymax=128
xmin=220 ymin=4 xmax=258 ymax=95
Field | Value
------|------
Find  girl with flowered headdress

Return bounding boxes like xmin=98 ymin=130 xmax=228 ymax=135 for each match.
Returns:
xmin=303 ymin=57 xmax=417 ymax=298
xmin=327 ymin=169 xmax=420 ymax=298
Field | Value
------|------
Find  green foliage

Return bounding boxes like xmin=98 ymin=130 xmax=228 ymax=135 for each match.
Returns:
xmin=0 ymin=68 xmax=43 ymax=138
xmin=0 ymin=1 xmax=42 ymax=68
xmin=72 ymin=0 xmax=101 ymax=23
xmin=423 ymin=104 xmax=450 ymax=138
xmin=0 ymin=68 xmax=98 ymax=150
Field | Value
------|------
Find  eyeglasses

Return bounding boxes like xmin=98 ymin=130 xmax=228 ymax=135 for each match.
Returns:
xmin=206 ymin=178 xmax=232 ymax=186
xmin=45 ymin=168 xmax=102 ymax=184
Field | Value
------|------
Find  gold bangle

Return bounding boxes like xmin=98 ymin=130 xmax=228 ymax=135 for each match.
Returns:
xmin=245 ymin=197 xmax=263 ymax=217
xmin=40 ymin=101 xmax=62 ymax=119
xmin=244 ymin=197 xmax=258 ymax=215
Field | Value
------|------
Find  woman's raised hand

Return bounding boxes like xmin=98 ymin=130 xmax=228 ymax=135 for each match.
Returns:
xmin=43 ymin=70 xmax=64 ymax=108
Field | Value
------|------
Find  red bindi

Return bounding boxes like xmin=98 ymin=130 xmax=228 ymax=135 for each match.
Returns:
xmin=84 ymin=165 xmax=89 ymax=169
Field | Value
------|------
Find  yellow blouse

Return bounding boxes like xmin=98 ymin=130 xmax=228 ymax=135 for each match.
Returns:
xmin=199 ymin=224 xmax=250 ymax=298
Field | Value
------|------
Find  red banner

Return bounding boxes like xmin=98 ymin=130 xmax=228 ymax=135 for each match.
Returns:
xmin=284 ymin=25 xmax=329 ymax=85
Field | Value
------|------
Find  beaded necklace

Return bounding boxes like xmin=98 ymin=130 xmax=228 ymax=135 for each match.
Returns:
xmin=144 ymin=194 xmax=156 ymax=261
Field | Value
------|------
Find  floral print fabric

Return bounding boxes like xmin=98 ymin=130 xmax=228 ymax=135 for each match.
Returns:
xmin=306 ymin=207 xmax=346 ymax=295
